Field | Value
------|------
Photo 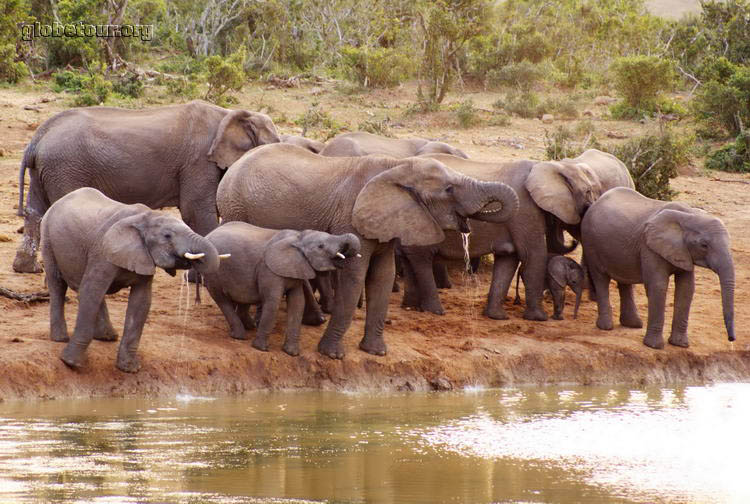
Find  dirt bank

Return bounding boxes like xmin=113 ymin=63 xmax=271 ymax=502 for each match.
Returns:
xmin=0 ymin=85 xmax=748 ymax=401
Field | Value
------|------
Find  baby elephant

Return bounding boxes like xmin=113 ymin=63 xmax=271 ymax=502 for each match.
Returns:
xmin=41 ymin=188 xmax=221 ymax=373
xmin=514 ymin=254 xmax=584 ymax=320
xmin=204 ymin=222 xmax=361 ymax=356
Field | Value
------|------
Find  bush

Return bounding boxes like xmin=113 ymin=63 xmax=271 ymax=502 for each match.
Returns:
xmin=112 ymin=74 xmax=144 ymax=98
xmin=494 ymin=90 xmax=542 ymax=118
xmin=73 ymin=71 xmax=113 ymax=106
xmin=358 ymin=118 xmax=392 ymax=136
xmin=165 ymin=76 xmax=199 ymax=99
xmin=452 ymin=100 xmax=478 ymax=128
xmin=294 ymin=105 xmax=344 ymax=140
xmin=52 ymin=70 xmax=85 ymax=92
xmin=340 ymin=46 xmax=411 ymax=88
xmin=705 ymin=130 xmax=750 ymax=172
xmin=610 ymin=55 xmax=676 ymax=113
xmin=543 ymin=125 xmax=601 ymax=161
xmin=204 ymin=48 xmax=246 ymax=105
xmin=692 ymin=65 xmax=750 ymax=138
xmin=0 ymin=43 xmax=27 ymax=84
xmin=486 ymin=60 xmax=543 ymax=91
xmin=541 ymin=95 xmax=579 ymax=120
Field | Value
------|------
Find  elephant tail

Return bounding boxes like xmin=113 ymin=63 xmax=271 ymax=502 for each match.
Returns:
xmin=16 ymin=140 xmax=36 ymax=217
xmin=545 ymin=212 xmax=578 ymax=254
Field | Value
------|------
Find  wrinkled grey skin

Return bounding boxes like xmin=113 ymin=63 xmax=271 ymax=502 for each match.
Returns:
xmin=280 ymin=134 xmax=326 ymax=153
xmin=204 ymin=222 xmax=360 ymax=356
xmin=217 ymin=144 xmax=518 ymax=359
xmin=15 ymin=100 xmax=279 ymax=274
xmin=400 ymin=154 xmax=601 ymax=320
xmin=515 ymin=255 xmax=583 ymax=320
xmin=42 ymin=188 xmax=221 ymax=373
xmin=321 ymin=131 xmax=469 ymax=159
xmin=582 ymin=187 xmax=735 ymax=349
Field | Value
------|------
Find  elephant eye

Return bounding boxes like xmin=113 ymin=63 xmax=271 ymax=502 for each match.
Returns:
xmin=163 ymin=233 xmax=172 ymax=240
xmin=318 ymin=244 xmax=324 ymax=249
xmin=445 ymin=185 xmax=454 ymax=194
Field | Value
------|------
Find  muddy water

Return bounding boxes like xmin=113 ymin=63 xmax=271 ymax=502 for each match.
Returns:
xmin=0 ymin=384 xmax=748 ymax=504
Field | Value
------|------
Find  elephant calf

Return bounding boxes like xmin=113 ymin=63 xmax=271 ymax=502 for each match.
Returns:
xmin=514 ymin=254 xmax=584 ymax=320
xmin=203 ymin=222 xmax=361 ymax=356
xmin=41 ymin=188 xmax=222 ymax=373
xmin=582 ymin=187 xmax=735 ymax=349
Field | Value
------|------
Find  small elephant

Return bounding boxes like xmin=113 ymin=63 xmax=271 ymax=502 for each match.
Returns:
xmin=320 ymin=131 xmax=469 ymax=159
xmin=582 ymin=187 xmax=735 ymax=349
xmin=280 ymin=134 xmax=325 ymax=153
xmin=513 ymin=254 xmax=584 ymax=319
xmin=41 ymin=188 xmax=222 ymax=373
xmin=203 ymin=222 xmax=361 ymax=356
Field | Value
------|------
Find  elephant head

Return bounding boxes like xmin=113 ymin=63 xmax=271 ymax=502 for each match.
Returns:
xmin=419 ymin=141 xmax=470 ymax=159
xmin=526 ymin=160 xmax=603 ymax=225
xmin=280 ymin=134 xmax=326 ymax=154
xmin=352 ymin=158 xmax=519 ymax=246
xmin=208 ymin=110 xmax=281 ymax=170
xmin=264 ymin=230 xmax=362 ymax=280
xmin=547 ymin=256 xmax=584 ymax=319
xmin=102 ymin=209 xmax=221 ymax=277
xmin=644 ymin=208 xmax=735 ymax=342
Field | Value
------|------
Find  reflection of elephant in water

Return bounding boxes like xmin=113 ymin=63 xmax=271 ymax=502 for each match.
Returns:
xmin=582 ymin=187 xmax=735 ymax=349
xmin=15 ymin=100 xmax=279 ymax=273
xmin=204 ymin=222 xmax=360 ymax=355
xmin=280 ymin=134 xmax=325 ymax=153
xmin=400 ymin=154 xmax=600 ymax=320
xmin=42 ymin=188 xmax=221 ymax=373
xmin=217 ymin=144 xmax=519 ymax=359
xmin=321 ymin=131 xmax=469 ymax=159
xmin=514 ymin=254 xmax=584 ymax=320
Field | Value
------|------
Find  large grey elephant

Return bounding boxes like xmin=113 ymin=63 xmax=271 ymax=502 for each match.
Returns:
xmin=320 ymin=131 xmax=469 ymax=159
xmin=216 ymin=144 xmax=519 ymax=359
xmin=15 ymin=100 xmax=279 ymax=273
xmin=42 ymin=188 xmax=222 ymax=373
xmin=399 ymin=154 xmax=600 ymax=319
xmin=204 ymin=222 xmax=360 ymax=355
xmin=581 ymin=187 xmax=735 ymax=348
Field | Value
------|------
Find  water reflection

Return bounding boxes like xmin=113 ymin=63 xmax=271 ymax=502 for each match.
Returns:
xmin=0 ymin=385 xmax=747 ymax=503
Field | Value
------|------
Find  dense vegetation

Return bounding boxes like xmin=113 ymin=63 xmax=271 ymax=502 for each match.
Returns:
xmin=4 ymin=0 xmax=750 ymax=183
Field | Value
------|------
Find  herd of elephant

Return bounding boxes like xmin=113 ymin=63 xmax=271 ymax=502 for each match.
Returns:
xmin=12 ymin=100 xmax=736 ymax=373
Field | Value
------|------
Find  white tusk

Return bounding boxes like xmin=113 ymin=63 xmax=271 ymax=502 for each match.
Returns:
xmin=218 ymin=253 xmax=231 ymax=260
xmin=183 ymin=252 xmax=205 ymax=260
xmin=356 ymin=253 xmax=362 ymax=258
xmin=336 ymin=252 xmax=346 ymax=259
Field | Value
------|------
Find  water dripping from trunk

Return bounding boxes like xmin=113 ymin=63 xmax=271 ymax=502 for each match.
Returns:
xmin=460 ymin=232 xmax=479 ymax=338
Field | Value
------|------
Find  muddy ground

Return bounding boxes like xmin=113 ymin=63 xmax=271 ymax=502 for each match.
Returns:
xmin=0 ymin=81 xmax=748 ymax=401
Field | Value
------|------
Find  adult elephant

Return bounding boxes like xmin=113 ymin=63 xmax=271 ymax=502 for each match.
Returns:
xmin=400 ymin=154 xmax=601 ymax=320
xmin=320 ymin=131 xmax=469 ymax=159
xmin=582 ymin=187 xmax=735 ymax=349
xmin=216 ymin=144 xmax=519 ymax=359
xmin=14 ymin=100 xmax=280 ymax=273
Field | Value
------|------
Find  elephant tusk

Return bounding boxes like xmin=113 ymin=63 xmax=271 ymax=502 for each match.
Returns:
xmin=184 ymin=252 xmax=205 ymax=260
xmin=356 ymin=253 xmax=362 ymax=258
xmin=218 ymin=253 xmax=231 ymax=260
xmin=336 ymin=252 xmax=346 ymax=259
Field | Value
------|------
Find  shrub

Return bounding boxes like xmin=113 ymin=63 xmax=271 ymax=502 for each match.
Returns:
xmin=610 ymin=55 xmax=676 ymax=113
xmin=542 ymin=95 xmax=579 ymax=120
xmin=52 ymin=70 xmax=85 ymax=92
xmin=543 ymin=125 xmax=601 ymax=161
xmin=340 ymin=46 xmax=411 ymax=88
xmin=165 ymin=76 xmax=199 ymax=99
xmin=112 ymin=74 xmax=144 ymax=98
xmin=486 ymin=60 xmax=543 ymax=91
xmin=692 ymin=65 xmax=750 ymax=138
xmin=204 ymin=48 xmax=246 ymax=105
xmin=494 ymin=90 xmax=542 ymax=119
xmin=0 ymin=43 xmax=27 ymax=84
xmin=294 ymin=105 xmax=344 ymax=140
xmin=358 ymin=118 xmax=392 ymax=136
xmin=705 ymin=130 xmax=750 ymax=173
xmin=452 ymin=100 xmax=478 ymax=128
xmin=73 ymin=71 xmax=113 ymax=106
xmin=487 ymin=112 xmax=511 ymax=127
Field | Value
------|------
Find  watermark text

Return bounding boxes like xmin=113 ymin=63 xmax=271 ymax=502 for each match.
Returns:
xmin=21 ymin=22 xmax=153 ymax=42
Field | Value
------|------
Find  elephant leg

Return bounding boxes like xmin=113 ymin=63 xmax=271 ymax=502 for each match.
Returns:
xmin=44 ymin=247 xmax=69 ymax=343
xmin=668 ymin=270 xmax=694 ymax=348
xmin=302 ymin=280 xmax=326 ymax=326
xmin=61 ymin=267 xmax=117 ymax=369
xmin=315 ymin=272 xmax=335 ymax=314
xmin=433 ymin=262 xmax=452 ymax=289
xmin=513 ymin=267 xmax=522 ymax=305
xmin=470 ymin=257 xmax=481 ymax=274
xmin=484 ymin=254 xmax=518 ymax=320
xmin=520 ymin=252 xmax=548 ymax=321
xmin=115 ymin=279 xmax=153 ymax=373
xmin=13 ymin=207 xmax=43 ymax=273
xmin=582 ymin=249 xmax=597 ymax=301
xmin=643 ymin=275 xmax=669 ymax=349
xmin=318 ymin=247 xmax=371 ymax=359
xmin=360 ymin=244 xmax=396 ymax=356
xmin=589 ymin=269 xmax=614 ymax=330
xmin=549 ymin=282 xmax=565 ymax=320
xmin=400 ymin=258 xmax=421 ymax=310
xmin=93 ymin=300 xmax=119 ymax=341
xmin=283 ymin=284 xmax=305 ymax=356
xmin=618 ymin=284 xmax=643 ymax=328
xmin=254 ymin=285 xmax=284 ymax=352
xmin=412 ymin=255 xmax=444 ymax=315
xmin=209 ymin=285 xmax=249 ymax=340
xmin=236 ymin=303 xmax=256 ymax=330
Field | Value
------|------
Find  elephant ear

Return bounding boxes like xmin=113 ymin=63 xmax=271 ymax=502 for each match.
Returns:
xmin=526 ymin=161 xmax=594 ymax=225
xmin=547 ymin=258 xmax=568 ymax=288
xmin=208 ymin=110 xmax=280 ymax=170
xmin=263 ymin=230 xmax=316 ymax=280
xmin=644 ymin=209 xmax=694 ymax=271
xmin=102 ymin=213 xmax=156 ymax=276
xmin=352 ymin=162 xmax=445 ymax=247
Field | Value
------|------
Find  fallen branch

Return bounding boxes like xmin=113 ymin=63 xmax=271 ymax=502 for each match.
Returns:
xmin=710 ymin=177 xmax=750 ymax=185
xmin=0 ymin=286 xmax=50 ymax=303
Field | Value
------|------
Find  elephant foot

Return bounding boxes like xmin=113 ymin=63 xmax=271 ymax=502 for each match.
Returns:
xmin=523 ymin=307 xmax=548 ymax=321
xmin=60 ymin=345 xmax=86 ymax=369
xmin=552 ymin=313 xmax=563 ymax=321
xmin=596 ymin=315 xmax=614 ymax=331
xmin=238 ymin=314 xmax=256 ymax=331
xmin=668 ymin=332 xmax=689 ymax=348
xmin=252 ymin=337 xmax=269 ymax=352
xmin=116 ymin=355 xmax=141 ymax=373
xmin=643 ymin=332 xmax=665 ymax=349
xmin=435 ymin=279 xmax=452 ymax=290
xmin=620 ymin=313 xmax=643 ymax=329
xmin=359 ymin=336 xmax=387 ymax=356
xmin=513 ymin=295 xmax=521 ymax=306
xmin=392 ymin=280 xmax=400 ymax=293
xmin=50 ymin=328 xmax=69 ymax=343
xmin=302 ymin=310 xmax=326 ymax=327
xmin=230 ymin=329 xmax=248 ymax=340
xmin=12 ymin=253 xmax=43 ymax=274
xmin=317 ymin=338 xmax=345 ymax=360
xmin=283 ymin=342 xmax=300 ymax=357
xmin=420 ymin=301 xmax=445 ymax=316
xmin=483 ymin=305 xmax=509 ymax=320
xmin=93 ymin=328 xmax=119 ymax=342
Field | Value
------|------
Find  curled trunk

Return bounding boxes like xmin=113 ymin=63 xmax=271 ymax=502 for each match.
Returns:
xmin=461 ymin=180 xmax=519 ymax=224
xmin=185 ymin=232 xmax=220 ymax=274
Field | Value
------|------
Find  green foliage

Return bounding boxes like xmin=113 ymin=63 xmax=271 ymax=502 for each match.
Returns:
xmin=358 ymin=118 xmax=392 ymax=136
xmin=541 ymin=95 xmax=579 ymax=120
xmin=486 ymin=60 xmax=543 ymax=91
xmin=52 ymin=69 xmax=85 ymax=92
xmin=44 ymin=0 xmax=103 ymax=67
xmin=0 ymin=0 xmax=29 ymax=83
xmin=705 ymin=130 xmax=750 ymax=172
xmin=610 ymin=55 xmax=676 ymax=113
xmin=72 ymin=64 xmax=113 ymax=106
xmin=294 ymin=104 xmax=344 ymax=140
xmin=692 ymin=65 xmax=750 ymax=138
xmin=543 ymin=125 xmax=601 ymax=161
xmin=0 ymin=44 xmax=28 ymax=83
xmin=340 ymin=46 xmax=411 ymax=88
xmin=204 ymin=48 xmax=246 ymax=105
xmin=452 ymin=99 xmax=478 ymax=128
xmin=493 ymin=90 xmax=541 ymax=119
xmin=112 ymin=74 xmax=144 ymax=98
xmin=165 ymin=77 xmax=199 ymax=99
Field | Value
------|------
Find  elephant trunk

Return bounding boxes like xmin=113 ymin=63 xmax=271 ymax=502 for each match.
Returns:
xmin=183 ymin=232 xmax=220 ymax=274
xmin=573 ymin=285 xmax=582 ymax=320
xmin=460 ymin=179 xmax=520 ymax=224
xmin=712 ymin=255 xmax=735 ymax=342
xmin=337 ymin=233 xmax=362 ymax=258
